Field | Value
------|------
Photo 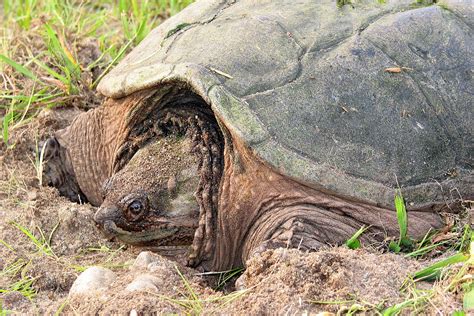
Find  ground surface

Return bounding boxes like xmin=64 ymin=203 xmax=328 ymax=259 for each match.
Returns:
xmin=0 ymin=1 xmax=472 ymax=315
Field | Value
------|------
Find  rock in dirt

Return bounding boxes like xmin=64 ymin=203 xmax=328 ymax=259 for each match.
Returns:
xmin=126 ymin=274 xmax=162 ymax=292
xmin=69 ymin=266 xmax=116 ymax=297
xmin=131 ymin=251 xmax=162 ymax=270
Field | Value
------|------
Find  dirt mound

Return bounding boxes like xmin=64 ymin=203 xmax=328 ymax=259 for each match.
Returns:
xmin=222 ymin=247 xmax=421 ymax=314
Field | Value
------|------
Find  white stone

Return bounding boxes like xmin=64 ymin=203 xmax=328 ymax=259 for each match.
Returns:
xmin=132 ymin=251 xmax=162 ymax=270
xmin=69 ymin=266 xmax=116 ymax=297
xmin=125 ymin=274 xmax=161 ymax=292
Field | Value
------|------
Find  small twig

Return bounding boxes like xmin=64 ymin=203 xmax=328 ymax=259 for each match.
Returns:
xmin=385 ymin=66 xmax=413 ymax=73
xmin=209 ymin=67 xmax=233 ymax=79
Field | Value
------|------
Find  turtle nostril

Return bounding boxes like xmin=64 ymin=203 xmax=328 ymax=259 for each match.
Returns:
xmin=94 ymin=206 xmax=118 ymax=225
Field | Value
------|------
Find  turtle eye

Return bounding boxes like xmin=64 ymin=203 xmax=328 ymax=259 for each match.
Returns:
xmin=120 ymin=193 xmax=149 ymax=221
xmin=128 ymin=200 xmax=143 ymax=215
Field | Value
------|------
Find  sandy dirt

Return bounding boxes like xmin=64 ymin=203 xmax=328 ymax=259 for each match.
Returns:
xmin=0 ymin=106 xmax=465 ymax=315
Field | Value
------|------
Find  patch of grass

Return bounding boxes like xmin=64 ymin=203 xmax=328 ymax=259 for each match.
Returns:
xmin=385 ymin=188 xmax=465 ymax=258
xmin=0 ymin=259 xmax=36 ymax=301
xmin=0 ymin=276 xmax=37 ymax=301
xmin=215 ymin=267 xmax=244 ymax=291
xmin=412 ymin=252 xmax=468 ymax=282
xmin=161 ymin=0 xmax=195 ymax=16
xmin=313 ymin=201 xmax=473 ymax=315
xmin=69 ymin=244 xmax=129 ymax=272
xmin=0 ymin=258 xmax=29 ymax=278
xmin=383 ymin=228 xmax=474 ymax=314
xmin=43 ymin=23 xmax=81 ymax=95
xmin=198 ymin=267 xmax=245 ymax=291
xmin=118 ymin=0 xmax=151 ymax=45
xmin=345 ymin=225 xmax=370 ymax=250
xmin=1 ymin=0 xmax=194 ymax=145
xmin=153 ymin=265 xmax=249 ymax=314
xmin=10 ymin=221 xmax=59 ymax=257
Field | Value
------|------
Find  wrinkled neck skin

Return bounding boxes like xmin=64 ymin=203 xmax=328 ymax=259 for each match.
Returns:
xmin=208 ymin=127 xmax=443 ymax=271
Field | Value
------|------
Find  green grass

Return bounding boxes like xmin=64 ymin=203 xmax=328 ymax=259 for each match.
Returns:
xmin=0 ymin=0 xmax=194 ymax=146
xmin=0 ymin=220 xmax=131 ymax=311
xmin=383 ymin=229 xmax=474 ymax=314
xmin=388 ymin=189 xmax=412 ymax=253
xmin=198 ymin=267 xmax=245 ymax=291
xmin=153 ymin=265 xmax=249 ymax=314
xmin=10 ymin=221 xmax=58 ymax=257
xmin=345 ymin=225 xmax=370 ymax=250
xmin=69 ymin=244 xmax=130 ymax=272
xmin=325 ymin=189 xmax=473 ymax=314
xmin=0 ymin=258 xmax=36 ymax=301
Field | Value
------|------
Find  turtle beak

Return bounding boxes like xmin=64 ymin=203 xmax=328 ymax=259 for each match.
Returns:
xmin=94 ymin=206 xmax=121 ymax=233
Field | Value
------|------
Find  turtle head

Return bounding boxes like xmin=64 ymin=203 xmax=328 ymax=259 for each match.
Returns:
xmin=94 ymin=137 xmax=200 ymax=247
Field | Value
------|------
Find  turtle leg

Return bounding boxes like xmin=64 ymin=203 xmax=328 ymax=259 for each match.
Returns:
xmin=42 ymin=136 xmax=87 ymax=203
xmin=247 ymin=217 xmax=326 ymax=258
xmin=241 ymin=192 xmax=445 ymax=265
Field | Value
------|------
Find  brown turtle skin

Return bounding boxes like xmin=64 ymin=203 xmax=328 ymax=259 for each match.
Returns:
xmin=43 ymin=0 xmax=473 ymax=271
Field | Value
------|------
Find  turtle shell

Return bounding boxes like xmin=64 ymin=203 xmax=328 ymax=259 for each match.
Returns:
xmin=98 ymin=0 xmax=473 ymax=210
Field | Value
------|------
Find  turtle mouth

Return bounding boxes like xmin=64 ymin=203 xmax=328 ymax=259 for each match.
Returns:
xmin=103 ymin=220 xmax=179 ymax=245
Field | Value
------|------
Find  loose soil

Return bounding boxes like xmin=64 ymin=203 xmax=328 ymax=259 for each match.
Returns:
xmin=0 ymin=106 xmax=464 ymax=315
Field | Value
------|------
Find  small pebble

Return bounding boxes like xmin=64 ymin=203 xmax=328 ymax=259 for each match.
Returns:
xmin=69 ymin=266 xmax=116 ymax=297
xmin=126 ymin=274 xmax=161 ymax=292
xmin=26 ymin=190 xmax=38 ymax=201
xmin=132 ymin=251 xmax=162 ymax=270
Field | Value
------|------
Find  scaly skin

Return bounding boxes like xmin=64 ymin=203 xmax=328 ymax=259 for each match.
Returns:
xmin=206 ymin=124 xmax=444 ymax=270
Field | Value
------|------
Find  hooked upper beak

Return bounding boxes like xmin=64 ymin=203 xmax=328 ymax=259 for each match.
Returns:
xmin=93 ymin=205 xmax=123 ymax=236
xmin=94 ymin=205 xmax=119 ymax=225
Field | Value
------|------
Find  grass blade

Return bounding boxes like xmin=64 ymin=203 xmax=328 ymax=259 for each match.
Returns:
xmin=0 ymin=54 xmax=38 ymax=81
xmin=2 ymin=111 xmax=14 ymax=144
xmin=395 ymin=189 xmax=407 ymax=244
xmin=413 ymin=253 xmax=468 ymax=281
xmin=345 ymin=225 xmax=370 ymax=250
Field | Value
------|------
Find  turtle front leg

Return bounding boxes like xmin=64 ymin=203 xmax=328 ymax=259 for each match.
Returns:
xmin=42 ymin=136 xmax=87 ymax=203
xmin=246 ymin=217 xmax=326 ymax=258
xmin=241 ymin=191 xmax=444 ymax=265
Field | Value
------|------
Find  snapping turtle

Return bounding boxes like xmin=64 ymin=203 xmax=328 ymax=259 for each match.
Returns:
xmin=43 ymin=0 xmax=473 ymax=271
